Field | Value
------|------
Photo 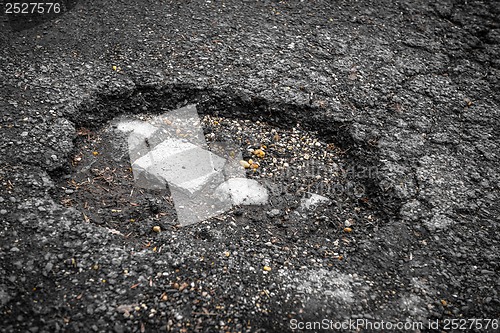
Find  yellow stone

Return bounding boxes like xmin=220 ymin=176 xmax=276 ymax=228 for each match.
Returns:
xmin=253 ymin=149 xmax=265 ymax=158
xmin=239 ymin=160 xmax=251 ymax=169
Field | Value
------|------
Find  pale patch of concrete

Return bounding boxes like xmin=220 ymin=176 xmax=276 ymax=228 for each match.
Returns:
xmin=297 ymin=269 xmax=355 ymax=304
xmin=277 ymin=268 xmax=367 ymax=311
xmin=398 ymin=294 xmax=427 ymax=318
xmin=424 ymin=213 xmax=455 ymax=231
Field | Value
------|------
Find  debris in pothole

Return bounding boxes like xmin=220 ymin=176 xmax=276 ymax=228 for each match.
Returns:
xmin=115 ymin=105 xmax=250 ymax=225
xmin=201 ymin=114 xmax=349 ymax=200
xmin=55 ymin=103 xmax=378 ymax=242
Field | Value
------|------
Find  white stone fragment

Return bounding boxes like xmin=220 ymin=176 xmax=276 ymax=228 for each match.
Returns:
xmin=300 ymin=193 xmax=331 ymax=210
xmin=215 ymin=178 xmax=269 ymax=206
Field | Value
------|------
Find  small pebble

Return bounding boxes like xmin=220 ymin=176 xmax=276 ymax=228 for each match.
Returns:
xmin=113 ymin=323 xmax=124 ymax=333
xmin=45 ymin=262 xmax=53 ymax=272
xmin=239 ymin=160 xmax=251 ymax=169
xmin=267 ymin=209 xmax=281 ymax=218
xmin=252 ymin=149 xmax=265 ymax=158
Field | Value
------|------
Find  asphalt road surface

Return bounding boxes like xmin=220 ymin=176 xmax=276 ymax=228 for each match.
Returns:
xmin=0 ymin=0 xmax=499 ymax=332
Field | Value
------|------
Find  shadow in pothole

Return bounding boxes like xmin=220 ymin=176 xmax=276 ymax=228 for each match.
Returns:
xmin=52 ymin=84 xmax=384 ymax=245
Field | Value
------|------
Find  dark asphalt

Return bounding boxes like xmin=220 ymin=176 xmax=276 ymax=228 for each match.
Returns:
xmin=0 ymin=0 xmax=499 ymax=332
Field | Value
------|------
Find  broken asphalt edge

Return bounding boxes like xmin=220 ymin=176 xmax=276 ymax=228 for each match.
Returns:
xmin=48 ymin=73 xmax=406 ymax=227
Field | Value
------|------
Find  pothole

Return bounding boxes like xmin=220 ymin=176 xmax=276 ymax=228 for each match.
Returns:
xmin=54 ymin=100 xmax=381 ymax=245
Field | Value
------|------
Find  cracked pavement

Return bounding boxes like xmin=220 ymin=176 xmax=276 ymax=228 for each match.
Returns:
xmin=0 ymin=0 xmax=499 ymax=332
